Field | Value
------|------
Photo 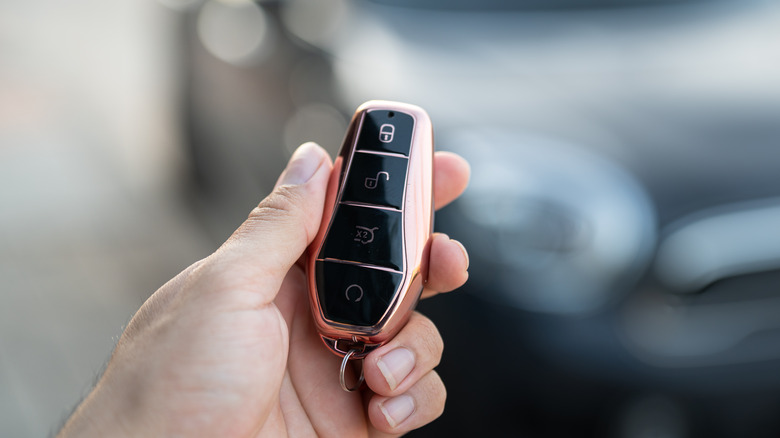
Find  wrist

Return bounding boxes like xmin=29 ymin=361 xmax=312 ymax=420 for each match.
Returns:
xmin=58 ymin=369 xmax=147 ymax=438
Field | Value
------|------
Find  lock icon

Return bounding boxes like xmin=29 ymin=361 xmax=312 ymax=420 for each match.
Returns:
xmin=379 ymin=124 xmax=395 ymax=143
xmin=364 ymin=171 xmax=390 ymax=189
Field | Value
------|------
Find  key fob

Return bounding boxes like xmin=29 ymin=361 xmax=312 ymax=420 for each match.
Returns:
xmin=306 ymin=100 xmax=434 ymax=359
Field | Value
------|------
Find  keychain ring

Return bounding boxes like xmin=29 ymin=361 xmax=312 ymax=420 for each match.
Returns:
xmin=339 ymin=349 xmax=365 ymax=392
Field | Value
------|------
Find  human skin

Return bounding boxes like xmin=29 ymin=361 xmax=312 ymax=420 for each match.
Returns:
xmin=58 ymin=143 xmax=471 ymax=438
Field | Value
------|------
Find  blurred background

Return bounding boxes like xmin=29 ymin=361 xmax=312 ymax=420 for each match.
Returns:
xmin=2 ymin=0 xmax=780 ymax=436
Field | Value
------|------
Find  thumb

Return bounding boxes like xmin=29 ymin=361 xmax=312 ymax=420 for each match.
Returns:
xmin=208 ymin=142 xmax=332 ymax=303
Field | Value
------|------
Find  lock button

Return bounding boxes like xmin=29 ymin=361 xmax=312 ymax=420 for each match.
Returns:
xmin=319 ymin=204 xmax=403 ymax=270
xmin=341 ymin=152 xmax=408 ymax=209
xmin=356 ymin=110 xmax=414 ymax=156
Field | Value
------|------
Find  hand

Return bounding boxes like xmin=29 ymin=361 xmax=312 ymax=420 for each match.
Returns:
xmin=59 ymin=143 xmax=470 ymax=437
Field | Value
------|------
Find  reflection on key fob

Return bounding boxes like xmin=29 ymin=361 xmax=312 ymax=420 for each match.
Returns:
xmin=306 ymin=100 xmax=434 ymax=359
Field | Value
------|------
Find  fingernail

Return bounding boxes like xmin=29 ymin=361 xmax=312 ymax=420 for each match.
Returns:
xmin=452 ymin=239 xmax=470 ymax=270
xmin=278 ymin=142 xmax=324 ymax=187
xmin=377 ymin=347 xmax=415 ymax=391
xmin=379 ymin=395 xmax=415 ymax=428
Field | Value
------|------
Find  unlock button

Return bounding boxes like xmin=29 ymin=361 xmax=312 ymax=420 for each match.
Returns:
xmin=342 ymin=152 xmax=408 ymax=209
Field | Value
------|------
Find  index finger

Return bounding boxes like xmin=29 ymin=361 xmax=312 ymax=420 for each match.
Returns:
xmin=434 ymin=151 xmax=470 ymax=210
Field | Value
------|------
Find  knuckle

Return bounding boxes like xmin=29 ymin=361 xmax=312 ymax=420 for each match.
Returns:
xmin=249 ymin=187 xmax=303 ymax=224
xmin=433 ymin=374 xmax=447 ymax=417
xmin=237 ymin=186 xmax=310 ymax=252
xmin=423 ymin=371 xmax=447 ymax=420
xmin=412 ymin=315 xmax=444 ymax=366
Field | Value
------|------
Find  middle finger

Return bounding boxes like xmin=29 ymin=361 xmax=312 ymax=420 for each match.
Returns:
xmin=362 ymin=312 xmax=444 ymax=397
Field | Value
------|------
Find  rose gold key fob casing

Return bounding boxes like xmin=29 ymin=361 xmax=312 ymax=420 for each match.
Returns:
xmin=306 ymin=100 xmax=434 ymax=359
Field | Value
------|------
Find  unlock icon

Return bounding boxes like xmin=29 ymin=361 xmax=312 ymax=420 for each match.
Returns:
xmin=364 ymin=171 xmax=389 ymax=189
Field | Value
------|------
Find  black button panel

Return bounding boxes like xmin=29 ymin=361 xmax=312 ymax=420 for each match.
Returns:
xmin=320 ymin=205 xmax=403 ymax=270
xmin=341 ymin=152 xmax=408 ymax=209
xmin=316 ymin=261 xmax=402 ymax=326
xmin=317 ymin=109 xmax=415 ymax=327
xmin=356 ymin=110 xmax=414 ymax=156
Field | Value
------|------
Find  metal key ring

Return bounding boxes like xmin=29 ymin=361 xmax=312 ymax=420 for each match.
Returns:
xmin=339 ymin=349 xmax=365 ymax=392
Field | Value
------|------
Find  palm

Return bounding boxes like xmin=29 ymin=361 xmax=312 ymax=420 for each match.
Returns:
xmin=256 ymin=263 xmax=372 ymax=437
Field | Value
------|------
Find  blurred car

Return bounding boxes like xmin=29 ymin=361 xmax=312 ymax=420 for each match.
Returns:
xmin=169 ymin=0 xmax=780 ymax=436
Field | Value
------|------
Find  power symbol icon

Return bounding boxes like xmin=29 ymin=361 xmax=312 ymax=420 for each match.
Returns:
xmin=345 ymin=284 xmax=364 ymax=302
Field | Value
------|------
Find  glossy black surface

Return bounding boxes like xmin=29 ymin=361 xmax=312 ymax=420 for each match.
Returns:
xmin=316 ymin=261 xmax=402 ymax=326
xmin=356 ymin=110 xmax=414 ymax=156
xmin=341 ymin=152 xmax=408 ymax=209
xmin=320 ymin=204 xmax=403 ymax=270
